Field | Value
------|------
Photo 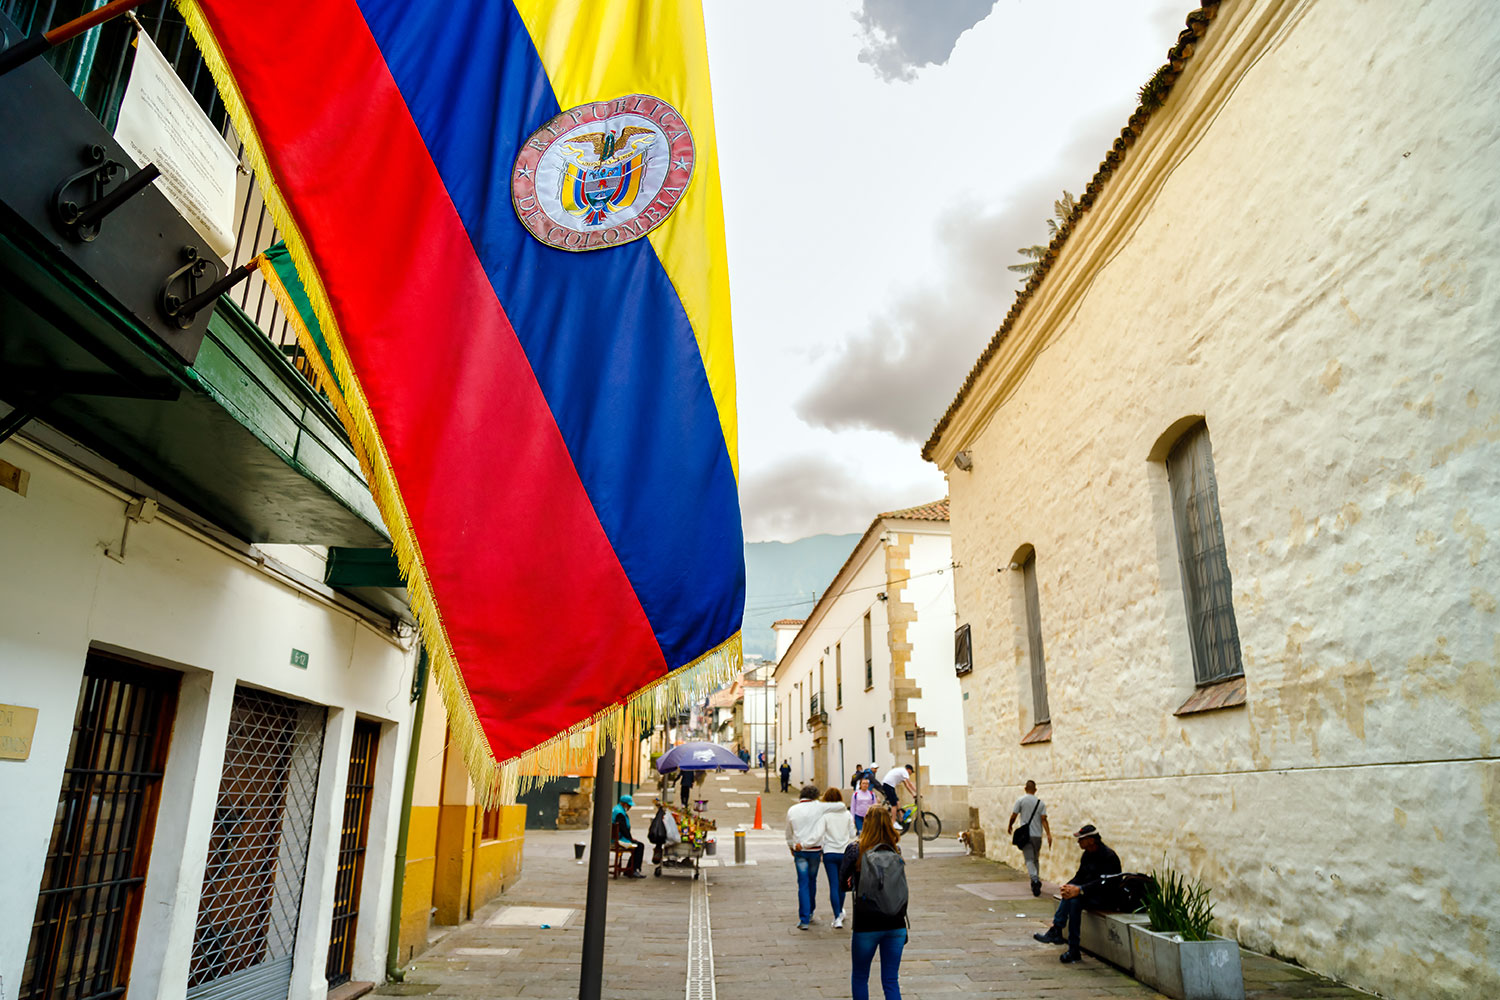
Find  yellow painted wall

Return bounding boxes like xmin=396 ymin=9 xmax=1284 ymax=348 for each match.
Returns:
xmin=396 ymin=675 xmax=527 ymax=963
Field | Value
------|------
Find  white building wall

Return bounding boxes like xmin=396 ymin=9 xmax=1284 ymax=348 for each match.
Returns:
xmin=901 ymin=531 xmax=967 ymax=788
xmin=741 ymin=677 xmax=776 ymax=765
xmin=937 ymin=2 xmax=1499 ymax=997
xmin=773 ymin=541 xmax=890 ymax=790
xmin=0 ymin=438 xmax=418 ymax=1000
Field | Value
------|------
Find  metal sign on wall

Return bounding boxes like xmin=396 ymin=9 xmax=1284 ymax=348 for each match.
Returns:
xmin=0 ymin=703 xmax=39 ymax=760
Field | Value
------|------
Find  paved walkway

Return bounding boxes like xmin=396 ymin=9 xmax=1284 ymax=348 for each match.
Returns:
xmin=377 ymin=774 xmax=1371 ymax=999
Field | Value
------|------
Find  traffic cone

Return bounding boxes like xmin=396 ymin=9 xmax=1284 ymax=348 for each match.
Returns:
xmin=753 ymin=795 xmax=764 ymax=830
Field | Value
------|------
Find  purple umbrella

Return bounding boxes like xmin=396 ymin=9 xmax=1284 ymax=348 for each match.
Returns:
xmin=656 ymin=741 xmax=749 ymax=772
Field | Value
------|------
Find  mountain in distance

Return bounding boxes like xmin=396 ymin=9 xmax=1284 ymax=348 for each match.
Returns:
xmin=741 ymin=532 xmax=861 ymax=660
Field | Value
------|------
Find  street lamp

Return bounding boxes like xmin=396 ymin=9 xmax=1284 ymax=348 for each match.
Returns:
xmin=761 ymin=662 xmax=771 ymax=793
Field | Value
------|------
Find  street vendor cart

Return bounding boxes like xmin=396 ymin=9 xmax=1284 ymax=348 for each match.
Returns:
xmin=651 ymin=741 xmax=747 ymax=879
xmin=653 ymin=804 xmax=713 ymax=878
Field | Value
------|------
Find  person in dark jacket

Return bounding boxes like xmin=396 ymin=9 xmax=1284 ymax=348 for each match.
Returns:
xmin=839 ymin=806 xmax=908 ymax=999
xmin=610 ymin=794 xmax=646 ymax=878
xmin=679 ymin=767 xmax=695 ymax=809
xmin=1033 ymin=823 xmax=1121 ymax=962
xmin=779 ymin=759 xmax=792 ymax=792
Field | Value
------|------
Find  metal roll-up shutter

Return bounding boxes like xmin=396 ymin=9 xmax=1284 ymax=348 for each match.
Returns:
xmin=186 ymin=687 xmax=325 ymax=1000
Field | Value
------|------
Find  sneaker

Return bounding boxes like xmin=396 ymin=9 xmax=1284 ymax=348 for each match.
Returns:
xmin=1031 ymin=878 xmax=1042 ymax=897
xmin=1059 ymin=950 xmax=1083 ymax=963
xmin=1033 ymin=928 xmax=1066 ymax=945
xmin=796 ymin=923 xmax=810 ymax=931
xmin=833 ymin=915 xmax=844 ymax=929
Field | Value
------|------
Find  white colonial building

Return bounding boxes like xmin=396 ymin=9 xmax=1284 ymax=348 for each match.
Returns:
xmin=924 ymin=2 xmax=1500 ymax=998
xmin=771 ymin=501 xmax=969 ymax=829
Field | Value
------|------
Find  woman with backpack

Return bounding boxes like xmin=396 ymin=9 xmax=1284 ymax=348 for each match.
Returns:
xmin=839 ymin=806 xmax=908 ymax=999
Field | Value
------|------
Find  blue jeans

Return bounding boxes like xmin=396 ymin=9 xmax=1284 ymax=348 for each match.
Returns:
xmin=851 ymin=927 xmax=906 ymax=999
xmin=854 ymin=814 xmax=865 ymax=833
xmin=1052 ymin=896 xmax=1084 ymax=949
xmin=793 ymin=850 xmax=821 ymax=923
xmin=821 ymin=852 xmax=846 ymax=918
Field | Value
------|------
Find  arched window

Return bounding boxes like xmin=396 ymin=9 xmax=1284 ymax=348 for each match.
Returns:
xmin=1165 ymin=422 xmax=1243 ymax=684
xmin=1014 ymin=544 xmax=1049 ymax=724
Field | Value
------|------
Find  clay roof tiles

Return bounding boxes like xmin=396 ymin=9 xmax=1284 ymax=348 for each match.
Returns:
xmin=880 ymin=498 xmax=949 ymax=522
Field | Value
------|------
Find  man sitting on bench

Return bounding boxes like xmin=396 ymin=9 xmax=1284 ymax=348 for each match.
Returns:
xmin=1033 ymin=823 xmax=1121 ymax=963
xmin=611 ymin=794 xmax=646 ymax=878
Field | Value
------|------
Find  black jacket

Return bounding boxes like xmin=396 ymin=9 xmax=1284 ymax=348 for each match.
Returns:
xmin=840 ymin=844 xmax=908 ymax=932
xmin=1068 ymin=842 xmax=1122 ymax=894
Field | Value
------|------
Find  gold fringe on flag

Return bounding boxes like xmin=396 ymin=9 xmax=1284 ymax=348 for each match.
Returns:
xmin=176 ymin=0 xmax=743 ymax=810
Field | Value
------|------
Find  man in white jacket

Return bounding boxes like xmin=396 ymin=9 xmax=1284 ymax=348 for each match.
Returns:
xmin=785 ymin=785 xmax=839 ymax=930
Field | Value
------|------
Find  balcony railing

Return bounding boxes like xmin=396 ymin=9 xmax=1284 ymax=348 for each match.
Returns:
xmin=4 ymin=0 xmax=329 ymax=403
xmin=807 ymin=693 xmax=828 ymax=728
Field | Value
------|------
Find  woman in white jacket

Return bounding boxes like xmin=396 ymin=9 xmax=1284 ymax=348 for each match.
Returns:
xmin=817 ymin=788 xmax=858 ymax=927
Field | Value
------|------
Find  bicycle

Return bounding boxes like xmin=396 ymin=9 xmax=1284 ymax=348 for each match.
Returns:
xmin=894 ymin=803 xmax=941 ymax=842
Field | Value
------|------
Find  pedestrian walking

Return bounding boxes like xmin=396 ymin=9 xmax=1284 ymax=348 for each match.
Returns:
xmin=785 ymin=784 xmax=837 ymax=929
xmin=1006 ymin=779 xmax=1052 ymax=896
xmin=779 ymin=759 xmax=791 ymax=792
xmin=679 ymin=767 xmax=695 ymax=809
xmin=817 ymin=787 xmax=857 ymax=927
xmin=851 ymin=776 xmax=879 ymax=833
xmin=839 ymin=806 xmax=908 ymax=999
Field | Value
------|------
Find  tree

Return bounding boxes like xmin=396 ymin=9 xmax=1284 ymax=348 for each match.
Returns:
xmin=1008 ymin=191 xmax=1079 ymax=276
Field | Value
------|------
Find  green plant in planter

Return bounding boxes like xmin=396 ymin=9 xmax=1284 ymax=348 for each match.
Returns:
xmin=1143 ymin=864 xmax=1216 ymax=941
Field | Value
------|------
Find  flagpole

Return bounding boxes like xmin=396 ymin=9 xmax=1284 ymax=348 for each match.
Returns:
xmin=0 ymin=0 xmax=152 ymax=75
xmin=578 ymin=741 xmax=616 ymax=1000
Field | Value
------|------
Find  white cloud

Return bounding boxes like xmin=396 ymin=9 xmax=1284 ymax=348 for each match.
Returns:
xmin=854 ymin=0 xmax=1000 ymax=82
xmin=740 ymin=451 xmax=943 ymax=542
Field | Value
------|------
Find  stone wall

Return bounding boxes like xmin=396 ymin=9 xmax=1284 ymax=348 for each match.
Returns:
xmin=938 ymin=2 xmax=1500 ymax=998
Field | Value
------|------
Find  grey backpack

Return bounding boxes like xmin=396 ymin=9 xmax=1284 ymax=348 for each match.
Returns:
xmin=857 ymin=846 xmax=908 ymax=919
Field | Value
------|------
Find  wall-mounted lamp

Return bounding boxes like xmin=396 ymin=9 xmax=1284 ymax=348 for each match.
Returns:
xmin=953 ymin=450 xmax=973 ymax=472
xmin=998 ymin=562 xmax=1019 ymax=573
xmin=876 ymin=592 xmax=888 ymax=601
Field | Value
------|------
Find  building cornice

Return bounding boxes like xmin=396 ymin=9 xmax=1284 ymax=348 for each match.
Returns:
xmin=925 ymin=0 xmax=1309 ymax=468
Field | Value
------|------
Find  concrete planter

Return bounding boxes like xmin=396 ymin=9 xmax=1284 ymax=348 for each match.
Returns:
xmin=1128 ymin=924 xmax=1244 ymax=1000
xmin=1080 ymin=911 xmax=1150 ymax=972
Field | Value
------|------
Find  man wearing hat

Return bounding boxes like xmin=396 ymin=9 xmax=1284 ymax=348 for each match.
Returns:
xmin=610 ymin=794 xmax=647 ymax=878
xmin=1032 ymin=823 xmax=1121 ymax=962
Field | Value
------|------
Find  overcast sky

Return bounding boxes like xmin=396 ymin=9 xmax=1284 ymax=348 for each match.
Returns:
xmin=703 ymin=0 xmax=1189 ymax=541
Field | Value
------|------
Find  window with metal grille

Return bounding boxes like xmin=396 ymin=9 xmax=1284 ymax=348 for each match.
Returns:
xmin=187 ymin=687 xmax=326 ymax=999
xmin=1166 ymin=423 xmax=1244 ymax=685
xmin=835 ymin=642 xmax=842 ymax=708
xmin=1021 ymin=550 xmax=1050 ymax=724
xmin=326 ymin=719 xmax=379 ymax=988
xmin=954 ymin=623 xmax=972 ymax=676
xmin=22 ymin=653 xmax=179 ymax=1000
xmin=863 ymin=613 xmax=873 ymax=689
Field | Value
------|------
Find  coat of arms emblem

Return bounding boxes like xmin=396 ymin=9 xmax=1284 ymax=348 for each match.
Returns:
xmin=512 ymin=94 xmax=696 ymax=252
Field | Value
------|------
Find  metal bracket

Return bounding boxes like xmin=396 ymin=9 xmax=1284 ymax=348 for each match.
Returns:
xmin=158 ymin=245 xmax=220 ymax=329
xmin=51 ymin=144 xmax=161 ymax=242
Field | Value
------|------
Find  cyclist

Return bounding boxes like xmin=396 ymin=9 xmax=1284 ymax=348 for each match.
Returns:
xmin=878 ymin=763 xmax=915 ymax=809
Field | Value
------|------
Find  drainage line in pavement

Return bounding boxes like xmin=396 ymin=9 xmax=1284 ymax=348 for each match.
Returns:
xmin=686 ymin=871 xmax=715 ymax=1000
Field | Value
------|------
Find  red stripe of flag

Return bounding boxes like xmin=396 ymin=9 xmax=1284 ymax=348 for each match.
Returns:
xmin=198 ymin=0 xmax=668 ymax=756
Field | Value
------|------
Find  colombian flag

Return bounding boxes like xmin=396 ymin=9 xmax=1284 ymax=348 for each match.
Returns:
xmin=180 ymin=0 xmax=743 ymax=799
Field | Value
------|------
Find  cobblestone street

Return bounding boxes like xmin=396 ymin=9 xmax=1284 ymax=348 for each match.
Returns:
xmin=376 ymin=775 xmax=1371 ymax=999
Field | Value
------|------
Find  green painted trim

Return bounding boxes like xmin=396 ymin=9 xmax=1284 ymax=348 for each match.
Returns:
xmin=325 ymin=547 xmax=404 ymax=588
